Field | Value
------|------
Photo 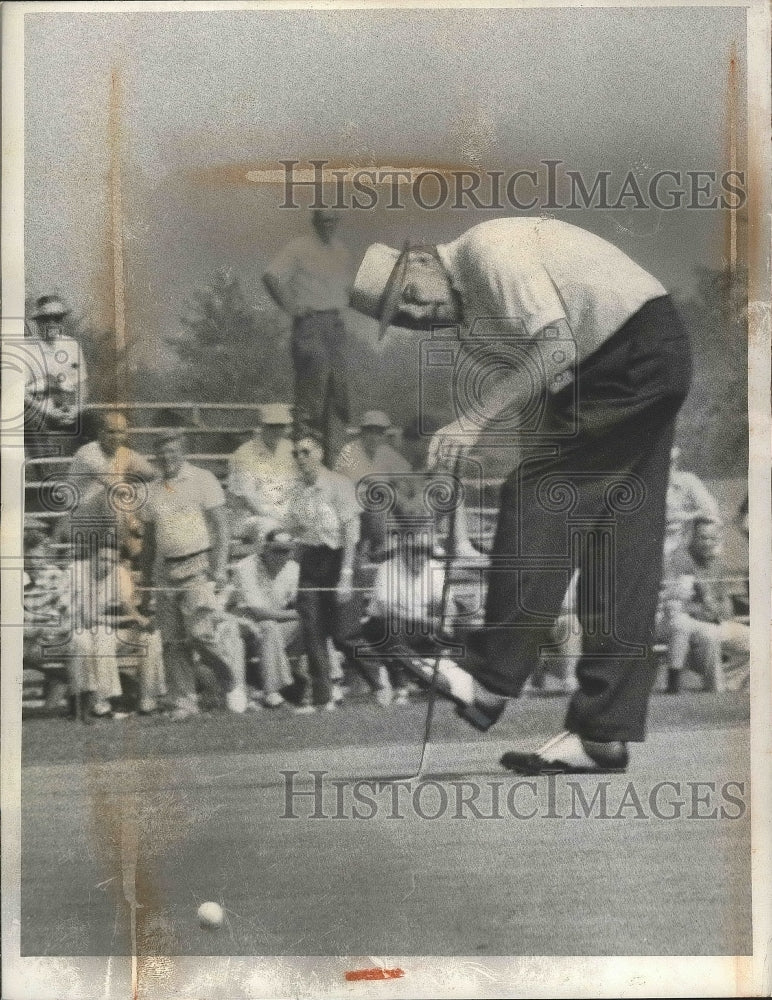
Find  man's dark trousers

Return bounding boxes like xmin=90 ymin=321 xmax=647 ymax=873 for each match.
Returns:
xmin=296 ymin=544 xmax=354 ymax=706
xmin=469 ymin=295 xmax=692 ymax=742
xmin=291 ymin=310 xmax=350 ymax=465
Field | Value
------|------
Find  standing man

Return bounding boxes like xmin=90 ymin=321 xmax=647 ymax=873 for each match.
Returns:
xmin=282 ymin=432 xmax=359 ymax=711
xmin=227 ymin=402 xmax=298 ymax=537
xmin=350 ymin=217 xmax=692 ymax=774
xmin=138 ymin=431 xmax=231 ymax=720
xmin=24 ymin=295 xmax=88 ymax=466
xmin=334 ymin=410 xmax=410 ymax=561
xmin=263 ymin=209 xmax=354 ymax=464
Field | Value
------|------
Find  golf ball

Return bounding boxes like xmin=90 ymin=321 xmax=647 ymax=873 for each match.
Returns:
xmin=197 ymin=901 xmax=224 ymax=929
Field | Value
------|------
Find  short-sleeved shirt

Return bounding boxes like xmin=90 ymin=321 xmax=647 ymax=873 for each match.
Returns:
xmin=140 ymin=462 xmax=225 ymax=559
xmin=283 ymin=468 xmax=360 ymax=550
xmin=70 ymin=441 xmax=156 ymax=493
xmin=436 ymin=218 xmax=667 ymax=363
xmin=228 ymin=436 xmax=298 ymax=517
xmin=233 ymin=554 xmax=299 ymax=616
xmin=333 ymin=438 xmax=411 ymax=486
xmin=665 ymin=470 xmax=721 ymax=538
xmin=265 ymin=233 xmax=352 ymax=313
xmin=25 ymin=336 xmax=88 ymax=397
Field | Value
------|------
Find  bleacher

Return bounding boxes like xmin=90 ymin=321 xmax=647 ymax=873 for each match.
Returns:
xmin=22 ymin=403 xmax=749 ymax=708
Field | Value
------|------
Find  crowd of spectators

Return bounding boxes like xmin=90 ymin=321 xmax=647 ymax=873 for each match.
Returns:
xmin=21 ymin=292 xmax=750 ymax=722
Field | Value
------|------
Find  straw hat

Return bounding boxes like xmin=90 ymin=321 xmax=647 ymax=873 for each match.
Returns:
xmin=30 ymin=295 xmax=70 ymax=320
xmin=350 ymin=243 xmax=412 ymax=340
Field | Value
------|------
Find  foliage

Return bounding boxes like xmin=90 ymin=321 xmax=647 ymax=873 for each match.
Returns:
xmin=673 ymin=266 xmax=748 ymax=477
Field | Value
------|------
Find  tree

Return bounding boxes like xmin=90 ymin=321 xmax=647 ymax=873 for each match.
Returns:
xmin=171 ymin=269 xmax=292 ymax=404
xmin=674 ymin=266 xmax=748 ymax=478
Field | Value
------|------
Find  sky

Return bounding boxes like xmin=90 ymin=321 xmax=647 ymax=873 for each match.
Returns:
xmin=23 ymin=6 xmax=748 ymax=364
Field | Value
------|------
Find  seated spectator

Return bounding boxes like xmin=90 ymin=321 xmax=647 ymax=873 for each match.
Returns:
xmin=184 ymin=595 xmax=249 ymax=714
xmin=334 ymin=411 xmax=410 ymax=561
xmin=658 ymin=517 xmax=750 ymax=693
xmin=65 ymin=539 xmax=126 ymax=720
xmin=351 ymin=497 xmax=485 ymax=710
xmin=358 ymin=529 xmax=450 ymax=704
xmin=56 ymin=410 xmax=156 ymax=557
xmin=230 ymin=528 xmax=304 ymax=708
xmin=400 ymin=414 xmax=482 ymax=560
xmin=23 ymin=529 xmax=72 ymax=713
xmin=664 ymin=446 xmax=721 ymax=559
xmin=24 ymin=295 xmax=88 ymax=469
xmin=227 ymin=403 xmax=297 ymax=539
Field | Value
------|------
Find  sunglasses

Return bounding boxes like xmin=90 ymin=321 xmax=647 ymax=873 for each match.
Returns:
xmin=292 ymin=447 xmax=313 ymax=457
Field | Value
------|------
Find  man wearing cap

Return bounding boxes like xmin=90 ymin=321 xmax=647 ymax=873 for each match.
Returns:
xmin=24 ymin=295 xmax=88 ymax=464
xmin=231 ymin=527 xmax=304 ymax=708
xmin=282 ymin=432 xmax=360 ymax=711
xmin=350 ymin=217 xmax=692 ymax=774
xmin=263 ymin=209 xmax=354 ymax=464
xmin=334 ymin=410 xmax=411 ymax=561
xmin=227 ymin=403 xmax=298 ymax=537
xmin=138 ymin=432 xmax=231 ymax=719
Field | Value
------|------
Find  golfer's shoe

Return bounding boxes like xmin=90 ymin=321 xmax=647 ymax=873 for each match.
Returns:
xmin=500 ymin=731 xmax=629 ymax=775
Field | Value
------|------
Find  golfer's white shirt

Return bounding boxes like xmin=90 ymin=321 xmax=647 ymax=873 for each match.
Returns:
xmin=436 ymin=218 xmax=667 ymax=362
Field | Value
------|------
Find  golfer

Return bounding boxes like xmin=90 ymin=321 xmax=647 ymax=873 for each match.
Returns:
xmin=350 ymin=217 xmax=692 ymax=774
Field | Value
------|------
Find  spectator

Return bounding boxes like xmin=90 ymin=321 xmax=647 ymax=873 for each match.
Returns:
xmin=138 ymin=431 xmax=231 ymax=720
xmin=227 ymin=403 xmax=297 ymax=539
xmin=23 ymin=530 xmax=72 ymax=714
xmin=184 ymin=597 xmax=249 ymax=714
xmin=24 ymin=295 xmax=88 ymax=468
xmin=360 ymin=528 xmax=449 ymax=705
xmin=356 ymin=514 xmax=475 ymax=708
xmin=231 ymin=528 xmax=304 ymax=708
xmin=282 ymin=432 xmax=359 ymax=712
xmin=57 ymin=410 xmax=156 ymax=557
xmin=659 ymin=517 xmax=750 ymax=692
xmin=263 ymin=209 xmax=354 ymax=464
xmin=665 ymin=445 xmax=720 ymax=559
xmin=401 ymin=414 xmax=482 ymax=560
xmin=65 ymin=539 xmax=126 ymax=720
xmin=334 ymin=410 xmax=410 ymax=560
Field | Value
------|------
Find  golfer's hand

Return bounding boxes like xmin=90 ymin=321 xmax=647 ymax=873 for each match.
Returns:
xmin=427 ymin=420 xmax=470 ymax=472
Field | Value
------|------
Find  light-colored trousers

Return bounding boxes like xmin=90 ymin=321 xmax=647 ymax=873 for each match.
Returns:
xmin=667 ymin=613 xmax=750 ymax=692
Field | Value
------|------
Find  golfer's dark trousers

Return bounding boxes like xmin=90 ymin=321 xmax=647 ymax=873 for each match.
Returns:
xmin=470 ymin=295 xmax=692 ymax=742
xmin=291 ymin=310 xmax=350 ymax=465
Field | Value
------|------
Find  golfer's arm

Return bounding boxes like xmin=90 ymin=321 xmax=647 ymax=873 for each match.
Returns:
xmin=464 ymin=318 xmax=575 ymax=424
